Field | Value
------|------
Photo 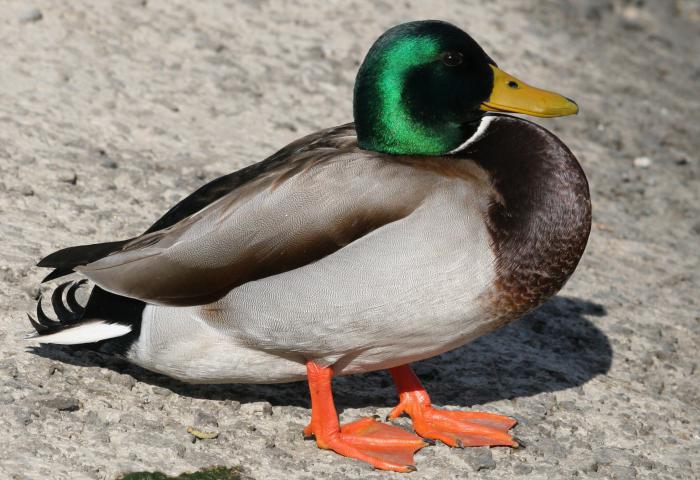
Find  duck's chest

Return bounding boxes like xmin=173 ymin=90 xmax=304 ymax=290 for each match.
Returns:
xmin=481 ymin=202 xmax=591 ymax=323
xmin=466 ymin=117 xmax=592 ymax=323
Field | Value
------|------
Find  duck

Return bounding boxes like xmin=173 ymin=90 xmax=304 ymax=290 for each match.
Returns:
xmin=29 ymin=20 xmax=591 ymax=472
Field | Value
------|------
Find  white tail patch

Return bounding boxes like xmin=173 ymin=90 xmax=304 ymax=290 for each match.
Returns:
xmin=35 ymin=321 xmax=131 ymax=345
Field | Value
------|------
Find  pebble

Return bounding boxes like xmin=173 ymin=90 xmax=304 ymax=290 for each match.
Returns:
xmin=631 ymin=455 xmax=655 ymax=470
xmin=118 ymin=412 xmax=145 ymax=427
xmin=464 ymin=446 xmax=496 ymax=471
xmin=604 ymin=465 xmax=638 ymax=480
xmin=578 ymin=456 xmax=599 ymax=473
xmin=58 ymin=171 xmax=78 ymax=185
xmin=594 ymin=447 xmax=633 ymax=467
xmin=222 ymin=399 xmax=241 ymax=411
xmin=633 ymin=156 xmax=652 ymax=168
xmin=240 ymin=401 xmax=273 ymax=417
xmin=83 ymin=410 xmax=102 ymax=426
xmin=518 ymin=398 xmax=548 ymax=420
xmin=45 ymin=363 xmax=64 ymax=378
xmin=108 ymin=372 xmax=136 ymax=390
xmin=0 ymin=361 xmax=19 ymax=379
xmin=15 ymin=408 xmax=34 ymax=426
xmin=18 ymin=8 xmax=43 ymax=23
xmin=101 ymin=158 xmax=119 ymax=169
xmin=150 ymin=386 xmax=172 ymax=396
xmin=98 ymin=408 xmax=121 ymax=425
xmin=534 ymin=437 xmax=568 ymax=460
xmin=261 ymin=402 xmax=273 ymax=416
xmin=39 ymin=396 xmax=80 ymax=412
xmin=542 ymin=393 xmax=558 ymax=414
xmin=194 ymin=410 xmax=219 ymax=428
xmin=175 ymin=444 xmax=186 ymax=458
xmin=513 ymin=463 xmax=533 ymax=474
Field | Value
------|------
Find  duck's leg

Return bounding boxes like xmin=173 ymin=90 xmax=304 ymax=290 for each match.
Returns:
xmin=388 ymin=364 xmax=519 ymax=448
xmin=303 ymin=361 xmax=427 ymax=472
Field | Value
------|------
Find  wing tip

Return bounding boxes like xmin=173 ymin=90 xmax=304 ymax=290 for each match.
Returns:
xmin=36 ymin=240 xmax=130 ymax=277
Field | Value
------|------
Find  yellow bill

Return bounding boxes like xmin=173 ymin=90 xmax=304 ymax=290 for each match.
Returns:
xmin=480 ymin=65 xmax=578 ymax=117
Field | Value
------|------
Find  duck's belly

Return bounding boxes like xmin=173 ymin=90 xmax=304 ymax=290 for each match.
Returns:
xmin=128 ymin=178 xmax=502 ymax=384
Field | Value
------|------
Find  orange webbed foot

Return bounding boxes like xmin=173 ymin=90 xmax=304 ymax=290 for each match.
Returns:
xmin=388 ymin=398 xmax=518 ymax=447
xmin=305 ymin=362 xmax=427 ymax=472
xmin=306 ymin=416 xmax=427 ymax=472
xmin=389 ymin=365 xmax=518 ymax=448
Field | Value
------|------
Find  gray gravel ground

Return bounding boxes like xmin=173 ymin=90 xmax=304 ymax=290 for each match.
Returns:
xmin=1 ymin=1 xmax=699 ymax=479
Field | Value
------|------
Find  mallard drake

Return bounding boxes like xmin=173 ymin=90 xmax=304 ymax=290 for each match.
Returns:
xmin=30 ymin=20 xmax=590 ymax=472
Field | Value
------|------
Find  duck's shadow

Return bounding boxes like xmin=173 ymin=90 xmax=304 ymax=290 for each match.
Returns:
xmin=31 ymin=295 xmax=610 ymax=410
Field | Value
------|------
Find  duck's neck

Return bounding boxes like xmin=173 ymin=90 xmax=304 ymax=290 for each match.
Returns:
xmin=464 ymin=115 xmax=592 ymax=315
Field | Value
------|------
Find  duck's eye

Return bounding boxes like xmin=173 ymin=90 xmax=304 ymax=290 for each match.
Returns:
xmin=441 ymin=51 xmax=463 ymax=67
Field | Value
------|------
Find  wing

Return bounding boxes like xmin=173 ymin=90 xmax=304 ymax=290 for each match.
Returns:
xmin=38 ymin=125 xmax=354 ymax=281
xmin=54 ymin=124 xmax=435 ymax=306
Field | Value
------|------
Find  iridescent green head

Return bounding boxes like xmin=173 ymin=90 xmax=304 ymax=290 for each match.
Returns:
xmin=354 ymin=20 xmax=495 ymax=156
xmin=353 ymin=20 xmax=579 ymax=155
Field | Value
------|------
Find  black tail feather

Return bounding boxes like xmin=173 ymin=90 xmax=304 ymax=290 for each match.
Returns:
xmin=66 ymin=280 xmax=87 ymax=316
xmin=37 ymin=239 xmax=131 ymax=283
xmin=27 ymin=281 xmax=88 ymax=337
xmin=51 ymin=282 xmax=78 ymax=323
xmin=27 ymin=296 xmax=58 ymax=337
xmin=27 ymin=313 xmax=50 ymax=336
xmin=41 ymin=268 xmax=75 ymax=283
xmin=37 ymin=295 xmax=60 ymax=327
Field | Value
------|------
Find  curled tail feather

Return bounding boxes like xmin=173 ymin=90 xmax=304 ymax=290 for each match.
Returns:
xmin=27 ymin=280 xmax=88 ymax=337
xmin=28 ymin=281 xmax=142 ymax=348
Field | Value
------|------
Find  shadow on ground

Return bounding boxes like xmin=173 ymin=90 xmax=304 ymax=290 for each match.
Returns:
xmin=30 ymin=295 xmax=611 ymax=410
xmin=120 ymin=466 xmax=243 ymax=480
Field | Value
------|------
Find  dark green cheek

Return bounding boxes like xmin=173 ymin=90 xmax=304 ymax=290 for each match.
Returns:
xmin=355 ymin=68 xmax=466 ymax=155
xmin=359 ymin=117 xmax=464 ymax=155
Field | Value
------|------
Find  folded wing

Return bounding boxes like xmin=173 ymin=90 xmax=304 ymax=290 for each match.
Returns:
xmin=41 ymin=125 xmax=432 ymax=306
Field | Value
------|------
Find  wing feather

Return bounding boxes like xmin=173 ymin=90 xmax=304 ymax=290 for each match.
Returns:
xmin=72 ymin=125 xmax=435 ymax=306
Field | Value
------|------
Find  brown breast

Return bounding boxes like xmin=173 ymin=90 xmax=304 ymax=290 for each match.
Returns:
xmin=457 ymin=115 xmax=592 ymax=322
